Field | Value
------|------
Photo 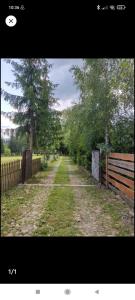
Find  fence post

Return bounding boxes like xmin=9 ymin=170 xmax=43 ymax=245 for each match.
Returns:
xmin=106 ymin=153 xmax=108 ymax=188
xmin=99 ymin=148 xmax=102 ymax=184
xmin=22 ymin=151 xmax=26 ymax=183
xmin=22 ymin=149 xmax=32 ymax=183
xmin=92 ymin=150 xmax=100 ymax=182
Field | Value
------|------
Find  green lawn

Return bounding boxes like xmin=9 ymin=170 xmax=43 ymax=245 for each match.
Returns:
xmin=1 ymin=184 xmax=41 ymax=235
xmin=1 ymin=154 xmax=43 ymax=163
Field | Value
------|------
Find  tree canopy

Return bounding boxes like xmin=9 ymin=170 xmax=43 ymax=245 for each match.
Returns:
xmin=2 ymin=59 xmax=134 ymax=167
xmin=2 ymin=59 xmax=61 ymax=153
xmin=62 ymin=59 xmax=134 ymax=168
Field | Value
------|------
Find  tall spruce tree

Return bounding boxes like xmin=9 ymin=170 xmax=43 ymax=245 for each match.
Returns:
xmin=2 ymin=59 xmax=58 ymax=151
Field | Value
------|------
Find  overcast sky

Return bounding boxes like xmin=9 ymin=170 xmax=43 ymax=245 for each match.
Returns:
xmin=1 ymin=59 xmax=83 ymax=128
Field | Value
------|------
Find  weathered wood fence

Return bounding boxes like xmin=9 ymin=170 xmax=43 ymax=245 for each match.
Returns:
xmin=32 ymin=158 xmax=41 ymax=175
xmin=102 ymin=153 xmax=134 ymax=205
xmin=1 ymin=160 xmax=22 ymax=193
xmin=1 ymin=158 xmax=41 ymax=193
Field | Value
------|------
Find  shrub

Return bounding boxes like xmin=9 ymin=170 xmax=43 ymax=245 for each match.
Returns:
xmin=41 ymin=161 xmax=48 ymax=170
xmin=4 ymin=145 xmax=11 ymax=156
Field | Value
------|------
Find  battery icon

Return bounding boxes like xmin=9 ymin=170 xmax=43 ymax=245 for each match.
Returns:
xmin=117 ymin=4 xmax=126 ymax=10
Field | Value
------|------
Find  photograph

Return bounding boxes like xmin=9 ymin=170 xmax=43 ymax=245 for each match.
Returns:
xmin=1 ymin=58 xmax=134 ymax=237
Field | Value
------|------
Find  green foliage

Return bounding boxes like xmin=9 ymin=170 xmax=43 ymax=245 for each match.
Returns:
xmin=1 ymin=138 xmax=4 ymax=154
xmin=2 ymin=59 xmax=60 ymax=152
xmin=63 ymin=59 xmax=134 ymax=168
xmin=8 ymin=134 xmax=27 ymax=154
xmin=4 ymin=145 xmax=11 ymax=156
xmin=110 ymin=116 xmax=134 ymax=153
xmin=41 ymin=161 xmax=48 ymax=170
xmin=37 ymin=109 xmax=62 ymax=155
xmin=96 ymin=143 xmax=112 ymax=154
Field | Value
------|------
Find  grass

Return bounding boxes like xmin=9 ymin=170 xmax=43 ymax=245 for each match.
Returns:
xmin=26 ymin=159 xmax=60 ymax=183
xmin=1 ymin=157 xmax=60 ymax=236
xmin=1 ymin=156 xmax=133 ymax=237
xmin=34 ymin=157 xmax=80 ymax=236
xmin=1 ymin=185 xmax=41 ymax=236
xmin=1 ymin=156 xmax=22 ymax=163
xmin=85 ymin=182 xmax=133 ymax=236
xmin=1 ymin=154 xmax=43 ymax=163
xmin=34 ymin=187 xmax=78 ymax=236
xmin=68 ymin=160 xmax=133 ymax=236
xmin=54 ymin=157 xmax=70 ymax=184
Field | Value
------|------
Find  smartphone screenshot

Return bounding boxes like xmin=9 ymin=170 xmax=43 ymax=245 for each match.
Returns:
xmin=0 ymin=1 xmax=134 ymax=298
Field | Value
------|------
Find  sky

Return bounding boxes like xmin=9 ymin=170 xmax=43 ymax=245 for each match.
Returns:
xmin=1 ymin=59 xmax=83 ymax=128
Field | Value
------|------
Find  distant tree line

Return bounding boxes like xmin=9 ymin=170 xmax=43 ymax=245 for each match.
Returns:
xmin=1 ymin=134 xmax=27 ymax=156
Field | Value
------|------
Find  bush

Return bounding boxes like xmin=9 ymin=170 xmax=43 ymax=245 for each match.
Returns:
xmin=1 ymin=138 xmax=4 ymax=154
xmin=41 ymin=161 xmax=48 ymax=170
xmin=4 ymin=145 xmax=11 ymax=156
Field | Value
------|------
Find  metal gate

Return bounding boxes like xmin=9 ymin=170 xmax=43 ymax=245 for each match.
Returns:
xmin=92 ymin=150 xmax=100 ymax=181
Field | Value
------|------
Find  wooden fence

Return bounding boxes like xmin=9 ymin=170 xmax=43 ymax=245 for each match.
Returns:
xmin=102 ymin=153 xmax=134 ymax=204
xmin=1 ymin=158 xmax=41 ymax=193
xmin=32 ymin=158 xmax=41 ymax=175
xmin=1 ymin=160 xmax=22 ymax=193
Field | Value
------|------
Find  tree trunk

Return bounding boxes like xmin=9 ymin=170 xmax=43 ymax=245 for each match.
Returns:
xmin=29 ymin=127 xmax=33 ymax=150
xmin=44 ymin=152 xmax=45 ymax=163
xmin=28 ymin=107 xmax=34 ymax=151
xmin=105 ymin=126 xmax=109 ymax=145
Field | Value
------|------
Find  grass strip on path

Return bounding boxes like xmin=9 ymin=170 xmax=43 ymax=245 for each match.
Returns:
xmin=34 ymin=157 xmax=80 ymax=236
xmin=26 ymin=159 xmax=59 ymax=184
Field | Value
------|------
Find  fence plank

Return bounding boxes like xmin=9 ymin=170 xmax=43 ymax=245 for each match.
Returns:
xmin=108 ymin=184 xmax=134 ymax=208
xmin=108 ymin=170 xmax=134 ymax=189
xmin=108 ymin=159 xmax=134 ymax=171
xmin=9 ymin=162 xmax=11 ymax=189
xmin=106 ymin=154 xmax=108 ymax=187
xmin=108 ymin=164 xmax=134 ymax=178
xmin=32 ymin=158 xmax=41 ymax=176
xmin=1 ymin=157 xmax=41 ymax=193
xmin=107 ymin=177 xmax=134 ymax=199
xmin=109 ymin=153 xmax=134 ymax=161
xmin=7 ymin=163 xmax=9 ymax=190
